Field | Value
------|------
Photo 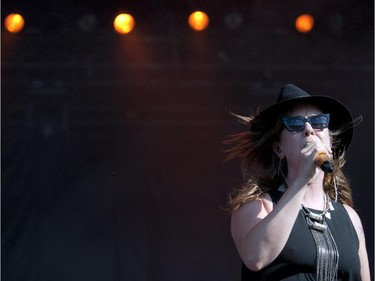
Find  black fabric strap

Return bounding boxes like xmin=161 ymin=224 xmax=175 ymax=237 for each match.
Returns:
xmin=268 ymin=190 xmax=283 ymax=204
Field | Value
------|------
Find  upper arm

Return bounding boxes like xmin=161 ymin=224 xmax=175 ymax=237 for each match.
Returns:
xmin=231 ymin=196 xmax=272 ymax=255
xmin=343 ymin=205 xmax=371 ymax=281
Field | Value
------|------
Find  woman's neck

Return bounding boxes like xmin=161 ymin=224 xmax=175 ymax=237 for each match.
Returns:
xmin=287 ymin=172 xmax=326 ymax=210
xmin=302 ymin=184 xmax=326 ymax=210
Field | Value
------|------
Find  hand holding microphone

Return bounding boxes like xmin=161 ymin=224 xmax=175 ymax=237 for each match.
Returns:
xmin=304 ymin=141 xmax=334 ymax=173
xmin=315 ymin=152 xmax=334 ymax=173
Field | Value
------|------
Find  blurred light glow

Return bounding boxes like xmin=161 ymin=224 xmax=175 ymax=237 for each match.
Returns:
xmin=328 ymin=13 xmax=343 ymax=33
xmin=295 ymin=14 xmax=314 ymax=33
xmin=188 ymin=11 xmax=209 ymax=31
xmin=78 ymin=14 xmax=97 ymax=32
xmin=4 ymin=13 xmax=25 ymax=33
xmin=225 ymin=12 xmax=243 ymax=29
xmin=114 ymin=13 xmax=135 ymax=34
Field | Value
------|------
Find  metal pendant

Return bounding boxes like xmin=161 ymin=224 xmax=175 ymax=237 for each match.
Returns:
xmin=306 ymin=211 xmax=323 ymax=222
xmin=310 ymin=221 xmax=328 ymax=232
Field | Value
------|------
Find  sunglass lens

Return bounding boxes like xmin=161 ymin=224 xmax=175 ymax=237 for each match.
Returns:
xmin=285 ymin=118 xmax=304 ymax=131
xmin=283 ymin=114 xmax=329 ymax=132
xmin=310 ymin=115 xmax=328 ymax=129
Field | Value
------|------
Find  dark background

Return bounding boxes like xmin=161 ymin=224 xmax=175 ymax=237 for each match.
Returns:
xmin=2 ymin=1 xmax=373 ymax=280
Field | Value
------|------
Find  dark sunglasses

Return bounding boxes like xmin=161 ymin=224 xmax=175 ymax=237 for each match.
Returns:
xmin=282 ymin=114 xmax=330 ymax=132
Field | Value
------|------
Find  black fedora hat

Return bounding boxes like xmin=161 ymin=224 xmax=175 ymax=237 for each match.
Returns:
xmin=259 ymin=84 xmax=353 ymax=156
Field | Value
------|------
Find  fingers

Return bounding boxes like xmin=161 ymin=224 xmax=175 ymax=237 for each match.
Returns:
xmin=303 ymin=141 xmax=332 ymax=158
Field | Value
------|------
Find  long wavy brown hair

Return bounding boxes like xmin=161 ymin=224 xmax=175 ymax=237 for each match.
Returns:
xmin=225 ymin=107 xmax=355 ymax=213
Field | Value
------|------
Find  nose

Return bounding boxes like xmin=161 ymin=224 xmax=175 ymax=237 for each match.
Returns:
xmin=304 ymin=121 xmax=315 ymax=136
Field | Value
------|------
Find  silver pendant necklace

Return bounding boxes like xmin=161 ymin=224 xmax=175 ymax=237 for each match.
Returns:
xmin=301 ymin=195 xmax=339 ymax=281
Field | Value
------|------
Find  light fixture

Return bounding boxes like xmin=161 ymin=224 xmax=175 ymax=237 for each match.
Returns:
xmin=114 ymin=13 xmax=135 ymax=34
xmin=295 ymin=14 xmax=314 ymax=33
xmin=188 ymin=11 xmax=209 ymax=31
xmin=4 ymin=13 xmax=25 ymax=33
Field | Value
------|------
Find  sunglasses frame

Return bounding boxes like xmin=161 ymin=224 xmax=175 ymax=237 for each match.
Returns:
xmin=282 ymin=113 xmax=330 ymax=132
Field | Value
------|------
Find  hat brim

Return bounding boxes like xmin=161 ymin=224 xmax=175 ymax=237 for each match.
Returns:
xmin=259 ymin=95 xmax=353 ymax=155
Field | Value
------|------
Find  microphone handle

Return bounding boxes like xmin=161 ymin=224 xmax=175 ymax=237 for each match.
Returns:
xmin=320 ymin=160 xmax=334 ymax=173
xmin=315 ymin=152 xmax=334 ymax=173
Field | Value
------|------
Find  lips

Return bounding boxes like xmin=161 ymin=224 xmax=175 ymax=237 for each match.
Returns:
xmin=303 ymin=139 xmax=319 ymax=149
xmin=304 ymin=140 xmax=314 ymax=147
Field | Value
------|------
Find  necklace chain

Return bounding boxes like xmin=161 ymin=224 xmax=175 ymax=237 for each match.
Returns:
xmin=301 ymin=192 xmax=332 ymax=228
xmin=300 ymin=194 xmax=339 ymax=281
xmin=277 ymin=182 xmax=339 ymax=280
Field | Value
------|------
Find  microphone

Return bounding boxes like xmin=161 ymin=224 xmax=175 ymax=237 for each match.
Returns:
xmin=315 ymin=153 xmax=334 ymax=173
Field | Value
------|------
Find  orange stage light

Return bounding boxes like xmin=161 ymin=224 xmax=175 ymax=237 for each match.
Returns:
xmin=114 ymin=13 xmax=135 ymax=34
xmin=295 ymin=14 xmax=314 ymax=33
xmin=4 ymin=13 xmax=25 ymax=33
xmin=188 ymin=11 xmax=209 ymax=31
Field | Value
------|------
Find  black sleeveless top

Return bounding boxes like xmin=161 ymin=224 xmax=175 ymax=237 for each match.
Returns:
xmin=241 ymin=192 xmax=361 ymax=281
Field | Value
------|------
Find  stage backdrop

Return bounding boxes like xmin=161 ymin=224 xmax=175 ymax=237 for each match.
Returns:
xmin=2 ymin=1 xmax=373 ymax=280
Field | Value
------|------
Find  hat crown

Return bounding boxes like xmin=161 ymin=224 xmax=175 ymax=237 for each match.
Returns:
xmin=277 ymin=84 xmax=310 ymax=103
xmin=257 ymin=83 xmax=354 ymax=155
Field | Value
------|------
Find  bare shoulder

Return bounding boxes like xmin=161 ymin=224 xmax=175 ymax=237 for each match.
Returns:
xmin=342 ymin=204 xmax=365 ymax=237
xmin=231 ymin=194 xmax=273 ymax=240
xmin=231 ymin=193 xmax=273 ymax=222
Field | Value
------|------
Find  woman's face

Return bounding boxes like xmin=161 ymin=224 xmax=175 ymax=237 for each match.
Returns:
xmin=274 ymin=104 xmax=332 ymax=170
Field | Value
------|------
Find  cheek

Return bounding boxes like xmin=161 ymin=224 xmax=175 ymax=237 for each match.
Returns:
xmin=319 ymin=130 xmax=332 ymax=146
xmin=279 ymin=131 xmax=299 ymax=153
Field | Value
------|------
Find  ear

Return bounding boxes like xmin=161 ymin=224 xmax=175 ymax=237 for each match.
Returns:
xmin=272 ymin=142 xmax=284 ymax=159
